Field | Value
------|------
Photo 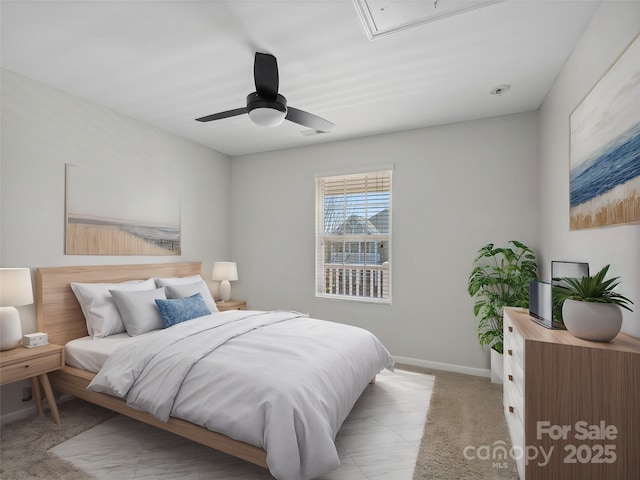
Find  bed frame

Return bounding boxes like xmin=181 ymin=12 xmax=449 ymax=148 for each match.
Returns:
xmin=37 ymin=262 xmax=268 ymax=469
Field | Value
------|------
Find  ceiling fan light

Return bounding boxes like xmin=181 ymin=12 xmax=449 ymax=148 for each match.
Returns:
xmin=248 ymin=106 xmax=287 ymax=127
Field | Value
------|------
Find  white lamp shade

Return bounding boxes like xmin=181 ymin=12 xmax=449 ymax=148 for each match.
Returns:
xmin=212 ymin=262 xmax=238 ymax=282
xmin=0 ymin=268 xmax=34 ymax=307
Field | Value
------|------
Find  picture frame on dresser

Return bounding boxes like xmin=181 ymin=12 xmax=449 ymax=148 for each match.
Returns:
xmin=529 ymin=261 xmax=590 ymax=330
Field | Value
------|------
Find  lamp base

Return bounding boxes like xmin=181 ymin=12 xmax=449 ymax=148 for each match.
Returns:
xmin=219 ymin=280 xmax=231 ymax=302
xmin=0 ymin=306 xmax=23 ymax=351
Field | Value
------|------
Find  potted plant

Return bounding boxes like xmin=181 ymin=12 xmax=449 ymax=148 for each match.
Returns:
xmin=468 ymin=241 xmax=538 ymax=383
xmin=553 ymin=264 xmax=633 ymax=341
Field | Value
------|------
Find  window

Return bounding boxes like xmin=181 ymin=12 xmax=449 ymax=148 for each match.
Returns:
xmin=315 ymin=169 xmax=392 ymax=303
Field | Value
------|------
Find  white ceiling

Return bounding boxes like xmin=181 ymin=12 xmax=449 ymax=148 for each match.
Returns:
xmin=1 ymin=0 xmax=600 ymax=157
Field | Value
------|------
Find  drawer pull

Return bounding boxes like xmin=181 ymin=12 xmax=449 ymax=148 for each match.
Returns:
xmin=509 ymin=406 xmax=514 ymax=413
xmin=508 ymin=374 xmax=514 ymax=381
xmin=508 ymin=326 xmax=513 ymax=332
xmin=507 ymin=349 xmax=513 ymax=356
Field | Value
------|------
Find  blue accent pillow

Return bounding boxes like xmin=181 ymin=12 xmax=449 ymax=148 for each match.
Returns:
xmin=155 ymin=293 xmax=211 ymax=328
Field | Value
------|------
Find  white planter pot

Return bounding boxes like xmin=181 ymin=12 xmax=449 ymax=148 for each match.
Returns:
xmin=562 ymin=299 xmax=623 ymax=342
xmin=490 ymin=348 xmax=503 ymax=384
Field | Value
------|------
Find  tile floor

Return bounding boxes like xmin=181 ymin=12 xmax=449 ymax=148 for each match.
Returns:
xmin=50 ymin=369 xmax=434 ymax=480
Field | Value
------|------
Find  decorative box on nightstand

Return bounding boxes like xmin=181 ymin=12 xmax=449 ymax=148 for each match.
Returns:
xmin=216 ymin=300 xmax=247 ymax=312
xmin=0 ymin=343 xmax=64 ymax=424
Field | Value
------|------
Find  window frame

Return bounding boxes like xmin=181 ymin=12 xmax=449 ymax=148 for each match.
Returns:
xmin=315 ymin=168 xmax=392 ymax=304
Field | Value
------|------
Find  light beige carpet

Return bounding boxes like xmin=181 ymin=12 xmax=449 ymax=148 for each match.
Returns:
xmin=1 ymin=368 xmax=518 ymax=480
xmin=405 ymin=365 xmax=519 ymax=480
xmin=0 ymin=399 xmax=116 ymax=479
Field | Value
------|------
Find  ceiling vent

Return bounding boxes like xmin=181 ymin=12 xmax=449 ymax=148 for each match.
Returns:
xmin=353 ymin=0 xmax=504 ymax=40
xmin=300 ymin=129 xmax=330 ymax=137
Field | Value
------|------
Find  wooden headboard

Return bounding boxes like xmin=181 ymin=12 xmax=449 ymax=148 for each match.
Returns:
xmin=36 ymin=262 xmax=203 ymax=345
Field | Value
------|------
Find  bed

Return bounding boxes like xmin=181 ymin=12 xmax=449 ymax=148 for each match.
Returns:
xmin=37 ymin=262 xmax=393 ymax=480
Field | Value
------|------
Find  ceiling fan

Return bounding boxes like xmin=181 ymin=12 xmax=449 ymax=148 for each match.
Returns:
xmin=196 ymin=52 xmax=334 ymax=132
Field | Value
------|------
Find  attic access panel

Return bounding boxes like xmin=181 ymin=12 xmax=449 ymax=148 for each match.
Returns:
xmin=353 ymin=0 xmax=504 ymax=40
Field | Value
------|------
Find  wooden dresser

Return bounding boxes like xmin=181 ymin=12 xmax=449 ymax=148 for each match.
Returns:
xmin=503 ymin=307 xmax=640 ymax=479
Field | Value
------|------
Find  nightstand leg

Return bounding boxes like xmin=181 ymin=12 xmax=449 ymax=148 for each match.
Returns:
xmin=38 ymin=373 xmax=60 ymax=424
xmin=31 ymin=377 xmax=44 ymax=416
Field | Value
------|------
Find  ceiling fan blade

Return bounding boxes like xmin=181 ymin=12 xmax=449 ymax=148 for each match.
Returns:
xmin=254 ymin=52 xmax=279 ymax=100
xmin=195 ymin=107 xmax=247 ymax=122
xmin=285 ymin=107 xmax=334 ymax=132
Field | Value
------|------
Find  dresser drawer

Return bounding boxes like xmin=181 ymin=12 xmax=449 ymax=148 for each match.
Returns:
xmin=504 ymin=349 xmax=524 ymax=396
xmin=503 ymin=309 xmax=525 ymax=478
xmin=504 ymin=372 xmax=524 ymax=426
xmin=0 ymin=349 xmax=63 ymax=385
xmin=504 ymin=316 xmax=524 ymax=368
xmin=505 ymin=401 xmax=525 ymax=478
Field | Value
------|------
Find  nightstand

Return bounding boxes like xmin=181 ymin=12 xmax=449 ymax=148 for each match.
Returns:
xmin=0 ymin=344 xmax=64 ymax=424
xmin=216 ymin=300 xmax=247 ymax=312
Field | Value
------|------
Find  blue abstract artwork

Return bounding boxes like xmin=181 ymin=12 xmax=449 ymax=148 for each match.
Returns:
xmin=570 ymin=34 xmax=640 ymax=229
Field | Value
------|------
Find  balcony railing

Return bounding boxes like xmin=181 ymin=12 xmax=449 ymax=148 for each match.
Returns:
xmin=327 ymin=252 xmax=380 ymax=264
xmin=324 ymin=263 xmax=389 ymax=299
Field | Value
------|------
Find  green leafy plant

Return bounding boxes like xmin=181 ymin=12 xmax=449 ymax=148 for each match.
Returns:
xmin=553 ymin=264 xmax=634 ymax=317
xmin=468 ymin=241 xmax=538 ymax=354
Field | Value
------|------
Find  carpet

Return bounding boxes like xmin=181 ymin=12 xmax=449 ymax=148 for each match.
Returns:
xmin=0 ymin=399 xmax=116 ymax=480
xmin=404 ymin=365 xmax=519 ymax=480
xmin=1 ymin=368 xmax=518 ymax=479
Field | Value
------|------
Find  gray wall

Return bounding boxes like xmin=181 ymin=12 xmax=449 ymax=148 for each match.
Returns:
xmin=230 ymin=112 xmax=540 ymax=373
xmin=0 ymin=69 xmax=231 ymax=420
xmin=537 ymin=1 xmax=640 ymax=337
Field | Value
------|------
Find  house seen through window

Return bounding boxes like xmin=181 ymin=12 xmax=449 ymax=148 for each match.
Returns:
xmin=315 ymin=170 xmax=392 ymax=303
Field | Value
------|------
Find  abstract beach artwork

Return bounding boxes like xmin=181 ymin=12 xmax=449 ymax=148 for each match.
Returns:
xmin=65 ymin=164 xmax=181 ymax=255
xmin=569 ymin=34 xmax=640 ymax=230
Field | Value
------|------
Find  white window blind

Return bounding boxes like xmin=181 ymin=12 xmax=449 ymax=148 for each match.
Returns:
xmin=315 ymin=170 xmax=392 ymax=303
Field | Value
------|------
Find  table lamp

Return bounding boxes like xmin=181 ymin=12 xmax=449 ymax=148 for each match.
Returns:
xmin=0 ymin=268 xmax=34 ymax=351
xmin=212 ymin=262 xmax=238 ymax=302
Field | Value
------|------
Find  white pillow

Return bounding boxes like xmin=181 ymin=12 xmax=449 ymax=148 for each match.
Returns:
xmin=70 ymin=278 xmax=156 ymax=338
xmin=165 ymin=281 xmax=218 ymax=313
xmin=154 ymin=274 xmax=203 ymax=288
xmin=110 ymin=287 xmax=167 ymax=336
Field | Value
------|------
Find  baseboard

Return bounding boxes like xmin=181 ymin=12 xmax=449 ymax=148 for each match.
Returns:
xmin=393 ymin=355 xmax=491 ymax=378
xmin=0 ymin=394 xmax=73 ymax=425
xmin=0 ymin=404 xmax=39 ymax=425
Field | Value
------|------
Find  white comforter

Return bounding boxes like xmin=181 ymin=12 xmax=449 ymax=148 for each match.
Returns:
xmin=88 ymin=310 xmax=394 ymax=480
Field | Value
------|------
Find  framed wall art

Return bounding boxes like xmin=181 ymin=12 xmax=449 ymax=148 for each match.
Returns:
xmin=65 ymin=163 xmax=181 ymax=255
xmin=569 ymin=34 xmax=640 ymax=230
